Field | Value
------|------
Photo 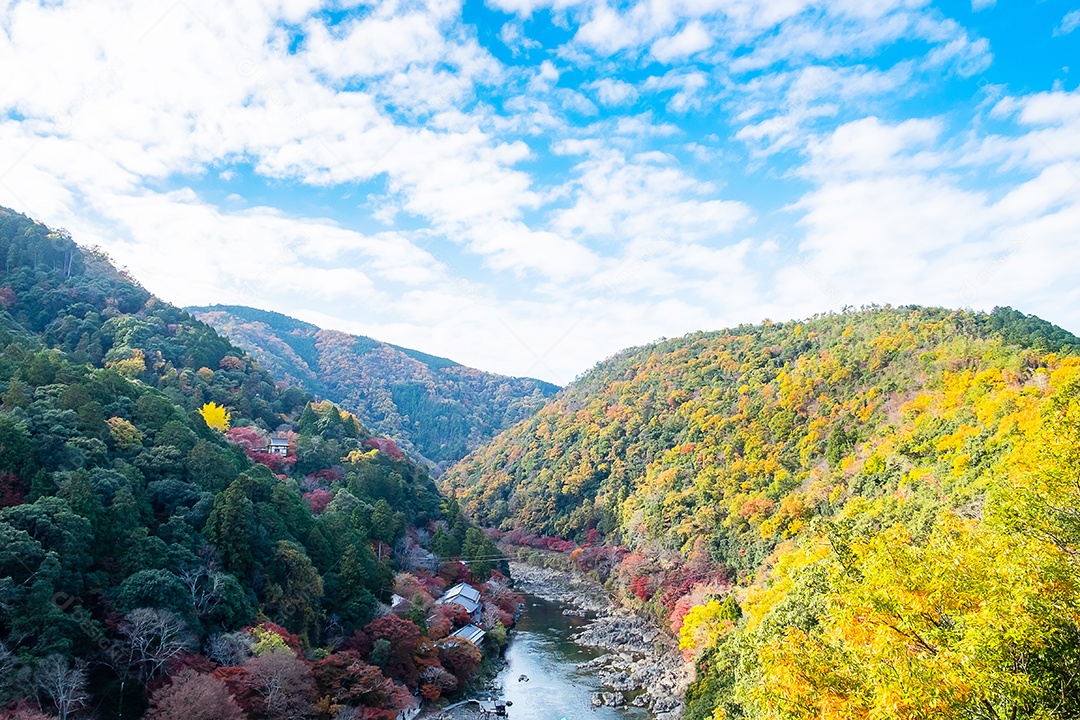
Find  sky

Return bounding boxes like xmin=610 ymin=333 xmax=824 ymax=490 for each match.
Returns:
xmin=0 ymin=0 xmax=1078 ymax=385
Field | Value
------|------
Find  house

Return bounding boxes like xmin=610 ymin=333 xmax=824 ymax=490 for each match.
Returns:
xmin=266 ymin=437 xmax=289 ymax=456
xmin=437 ymin=583 xmax=483 ymax=622
xmin=449 ymin=624 xmax=486 ymax=646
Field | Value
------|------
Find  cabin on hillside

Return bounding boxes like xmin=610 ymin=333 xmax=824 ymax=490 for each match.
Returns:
xmin=437 ymin=582 xmax=483 ymax=623
xmin=266 ymin=437 xmax=290 ymax=456
xmin=449 ymin=623 xmax=486 ymax=646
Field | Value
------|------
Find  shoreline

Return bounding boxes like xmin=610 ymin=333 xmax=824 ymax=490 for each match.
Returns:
xmin=418 ymin=562 xmax=691 ymax=720
xmin=509 ymin=562 xmax=691 ymax=720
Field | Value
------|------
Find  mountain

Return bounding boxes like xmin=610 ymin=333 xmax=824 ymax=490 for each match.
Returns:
xmin=189 ymin=304 xmax=559 ymax=469
xmin=0 ymin=207 xmax=503 ymax=718
xmin=440 ymin=306 xmax=1080 ymax=720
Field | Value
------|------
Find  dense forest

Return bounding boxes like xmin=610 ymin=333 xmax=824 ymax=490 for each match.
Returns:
xmin=0 ymin=208 xmax=510 ymax=719
xmin=189 ymin=305 xmax=559 ymax=470
xmin=441 ymin=307 xmax=1080 ymax=719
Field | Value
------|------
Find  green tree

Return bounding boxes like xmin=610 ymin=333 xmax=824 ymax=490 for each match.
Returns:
xmin=204 ymin=480 xmax=254 ymax=579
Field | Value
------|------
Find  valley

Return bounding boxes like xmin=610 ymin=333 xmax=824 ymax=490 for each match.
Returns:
xmin=1 ymin=207 xmax=1079 ymax=720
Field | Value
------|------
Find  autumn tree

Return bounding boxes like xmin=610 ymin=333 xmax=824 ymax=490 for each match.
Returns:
xmin=198 ymin=402 xmax=231 ymax=432
xmin=244 ymin=649 xmax=317 ymax=720
xmin=145 ymin=669 xmax=244 ymax=720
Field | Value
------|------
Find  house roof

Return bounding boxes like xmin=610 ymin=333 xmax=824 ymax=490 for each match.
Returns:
xmin=450 ymin=624 xmax=485 ymax=645
xmin=438 ymin=583 xmax=482 ymax=613
xmin=268 ymin=437 xmax=289 ymax=446
xmin=442 ymin=583 xmax=481 ymax=603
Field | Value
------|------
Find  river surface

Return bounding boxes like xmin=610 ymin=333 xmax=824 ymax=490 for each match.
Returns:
xmin=491 ymin=593 xmax=651 ymax=720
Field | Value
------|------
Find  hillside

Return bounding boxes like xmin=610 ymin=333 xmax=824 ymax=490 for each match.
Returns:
xmin=440 ymin=306 xmax=1080 ymax=719
xmin=0 ymin=208 xmax=506 ymax=719
xmin=189 ymin=304 xmax=559 ymax=469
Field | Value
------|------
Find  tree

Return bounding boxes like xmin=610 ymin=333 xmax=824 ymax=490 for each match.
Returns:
xmin=177 ymin=562 xmax=251 ymax=626
xmin=34 ymin=655 xmax=87 ymax=720
xmin=145 ymin=669 xmax=244 ymax=720
xmin=369 ymin=499 xmax=403 ymax=545
xmin=244 ymin=649 xmax=317 ymax=720
xmin=265 ymin=541 xmax=323 ymax=644
xmin=198 ymin=402 xmax=231 ymax=432
xmin=363 ymin=615 xmax=421 ymax=687
xmin=111 ymin=607 xmax=194 ymax=704
xmin=114 ymin=569 xmax=190 ymax=615
xmin=106 ymin=416 xmax=144 ymax=450
xmin=462 ymin=527 xmax=499 ymax=580
xmin=311 ymin=652 xmax=401 ymax=710
xmin=204 ymin=480 xmax=255 ymax=578
xmin=437 ymin=636 xmax=481 ymax=686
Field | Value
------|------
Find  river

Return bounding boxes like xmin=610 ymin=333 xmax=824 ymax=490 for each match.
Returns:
xmin=491 ymin=593 xmax=653 ymax=720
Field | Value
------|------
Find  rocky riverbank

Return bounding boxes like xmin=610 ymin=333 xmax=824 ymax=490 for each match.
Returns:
xmin=509 ymin=562 xmax=693 ymax=720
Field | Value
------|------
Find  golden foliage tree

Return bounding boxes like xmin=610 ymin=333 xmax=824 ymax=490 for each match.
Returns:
xmin=198 ymin=401 xmax=230 ymax=431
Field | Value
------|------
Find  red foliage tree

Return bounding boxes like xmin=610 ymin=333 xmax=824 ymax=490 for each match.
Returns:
xmin=303 ymin=489 xmax=333 ymax=515
xmin=0 ymin=471 xmax=25 ymax=508
xmin=211 ymin=666 xmax=259 ymax=716
xmin=437 ymin=560 xmax=472 ymax=586
xmin=365 ymin=438 xmax=403 ymax=459
xmin=0 ymin=704 xmax=54 ymax=720
xmin=362 ymin=615 xmax=421 ymax=687
xmin=437 ymin=637 xmax=481 ymax=686
xmin=311 ymin=652 xmax=403 ymax=712
xmin=225 ymin=426 xmax=266 ymax=454
xmin=249 ymin=451 xmax=297 ymax=473
xmin=630 ymin=575 xmax=655 ymax=602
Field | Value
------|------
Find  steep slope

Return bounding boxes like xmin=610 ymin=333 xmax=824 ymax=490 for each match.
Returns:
xmin=441 ymin=306 xmax=1080 ymax=719
xmin=190 ymin=304 xmax=559 ymax=469
xmin=0 ymin=208 xmax=498 ymax=719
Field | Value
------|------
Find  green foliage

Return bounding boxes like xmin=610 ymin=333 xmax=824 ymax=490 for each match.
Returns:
xmin=113 ymin=569 xmax=190 ymax=616
xmin=0 ymin=209 xmax=479 ymax=716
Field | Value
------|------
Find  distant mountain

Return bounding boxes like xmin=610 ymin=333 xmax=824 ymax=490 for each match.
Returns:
xmin=189 ymin=304 xmax=559 ymax=469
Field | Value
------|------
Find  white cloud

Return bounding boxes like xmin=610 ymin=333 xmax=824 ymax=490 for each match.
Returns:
xmin=499 ymin=21 xmax=541 ymax=54
xmin=971 ymin=0 xmax=995 ymax=11
xmin=0 ymin=0 xmax=1077 ymax=386
xmin=778 ymin=110 xmax=1080 ymax=331
xmin=549 ymin=145 xmax=753 ymax=244
xmin=643 ymin=71 xmax=709 ymax=112
xmin=651 ymin=22 xmax=713 ymax=62
xmin=588 ymin=78 xmax=639 ymax=107
xmin=1055 ymin=10 xmax=1080 ymax=36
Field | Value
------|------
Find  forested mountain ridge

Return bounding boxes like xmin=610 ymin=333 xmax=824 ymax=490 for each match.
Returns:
xmin=0 ymin=207 xmax=508 ymax=719
xmin=189 ymin=304 xmax=559 ymax=470
xmin=440 ymin=306 xmax=1080 ymax=719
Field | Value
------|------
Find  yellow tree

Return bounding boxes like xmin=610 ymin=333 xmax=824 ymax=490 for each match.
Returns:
xmin=198 ymin=402 xmax=231 ymax=431
xmin=746 ymin=509 xmax=1080 ymax=720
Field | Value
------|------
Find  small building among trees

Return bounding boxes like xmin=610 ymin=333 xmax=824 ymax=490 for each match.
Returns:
xmin=449 ymin=623 xmax=486 ymax=646
xmin=437 ymin=583 xmax=483 ymax=623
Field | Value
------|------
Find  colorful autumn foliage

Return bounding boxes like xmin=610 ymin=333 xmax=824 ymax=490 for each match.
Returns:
xmin=443 ymin=306 xmax=1080 ymax=720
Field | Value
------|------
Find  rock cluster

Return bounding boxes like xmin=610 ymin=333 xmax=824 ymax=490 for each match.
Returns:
xmin=507 ymin=562 xmax=610 ymax=613
xmin=575 ymin=620 xmax=692 ymax=720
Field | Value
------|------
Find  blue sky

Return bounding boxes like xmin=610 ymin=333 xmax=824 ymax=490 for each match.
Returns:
xmin=1 ymin=0 xmax=1078 ymax=383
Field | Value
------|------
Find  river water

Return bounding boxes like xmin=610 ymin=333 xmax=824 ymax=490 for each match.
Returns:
xmin=491 ymin=593 xmax=652 ymax=720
